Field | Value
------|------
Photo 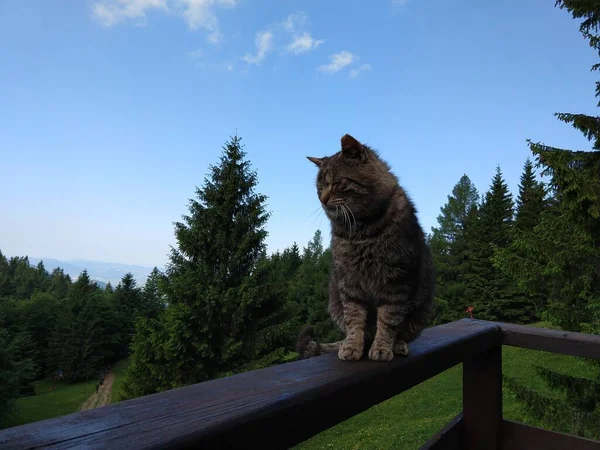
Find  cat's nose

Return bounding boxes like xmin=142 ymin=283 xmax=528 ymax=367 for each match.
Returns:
xmin=320 ymin=189 xmax=331 ymax=205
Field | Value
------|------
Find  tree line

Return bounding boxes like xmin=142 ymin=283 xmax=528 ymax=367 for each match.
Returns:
xmin=0 ymin=257 xmax=164 ymax=425
xmin=0 ymin=0 xmax=598 ymax=438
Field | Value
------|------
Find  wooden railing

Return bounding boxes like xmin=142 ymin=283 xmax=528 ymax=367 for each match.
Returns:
xmin=0 ymin=319 xmax=599 ymax=450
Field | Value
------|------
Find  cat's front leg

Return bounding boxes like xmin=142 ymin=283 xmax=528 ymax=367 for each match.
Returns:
xmin=338 ymin=300 xmax=367 ymax=361
xmin=369 ymin=303 xmax=406 ymax=361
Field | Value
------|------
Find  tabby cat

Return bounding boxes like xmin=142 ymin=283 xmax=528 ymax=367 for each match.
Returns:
xmin=297 ymin=134 xmax=434 ymax=361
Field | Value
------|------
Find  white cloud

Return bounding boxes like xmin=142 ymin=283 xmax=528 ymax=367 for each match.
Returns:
xmin=281 ymin=11 xmax=309 ymax=32
xmin=241 ymin=31 xmax=274 ymax=65
xmin=284 ymin=32 xmax=324 ymax=54
xmin=92 ymin=0 xmax=168 ymax=27
xmin=91 ymin=0 xmax=236 ymax=44
xmin=240 ymin=11 xmax=323 ymax=68
xmin=349 ymin=63 xmax=372 ymax=78
xmin=318 ymin=51 xmax=357 ymax=74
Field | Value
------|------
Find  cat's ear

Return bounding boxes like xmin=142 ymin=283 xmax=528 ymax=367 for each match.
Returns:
xmin=306 ymin=156 xmax=323 ymax=167
xmin=341 ymin=134 xmax=368 ymax=161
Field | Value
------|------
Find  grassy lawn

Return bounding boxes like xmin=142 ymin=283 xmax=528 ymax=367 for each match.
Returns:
xmin=296 ymin=328 xmax=596 ymax=449
xmin=3 ymin=378 xmax=97 ymax=429
xmin=110 ymin=358 xmax=131 ymax=404
xmin=3 ymin=358 xmax=132 ymax=429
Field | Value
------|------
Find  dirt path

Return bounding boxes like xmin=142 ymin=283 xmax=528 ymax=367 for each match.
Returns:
xmin=81 ymin=371 xmax=115 ymax=411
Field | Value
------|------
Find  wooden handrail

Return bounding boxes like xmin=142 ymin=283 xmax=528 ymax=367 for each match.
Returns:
xmin=0 ymin=320 xmax=501 ymax=450
xmin=495 ymin=321 xmax=600 ymax=359
xmin=1 ymin=319 xmax=599 ymax=450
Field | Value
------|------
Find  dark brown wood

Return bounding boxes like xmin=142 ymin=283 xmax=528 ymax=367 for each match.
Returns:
xmin=463 ymin=344 xmax=503 ymax=450
xmin=502 ymin=420 xmax=600 ymax=450
xmin=0 ymin=320 xmax=501 ymax=450
xmin=419 ymin=414 xmax=464 ymax=450
xmin=493 ymin=320 xmax=600 ymax=360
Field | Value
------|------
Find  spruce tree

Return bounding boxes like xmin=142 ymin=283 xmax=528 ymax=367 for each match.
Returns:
xmin=515 ymin=158 xmax=547 ymax=232
xmin=48 ymin=267 xmax=71 ymax=299
xmin=123 ymin=135 xmax=294 ymax=397
xmin=493 ymin=159 xmax=549 ymax=317
xmin=48 ymin=270 xmax=116 ymax=380
xmin=469 ymin=167 xmax=534 ymax=322
xmin=141 ymin=267 xmax=166 ymax=318
xmin=0 ymin=328 xmax=34 ymax=427
xmin=429 ymin=175 xmax=480 ymax=323
xmin=0 ymin=251 xmax=11 ymax=297
xmin=499 ymin=0 xmax=600 ymax=438
xmin=280 ymin=242 xmax=302 ymax=279
xmin=20 ymin=292 xmax=59 ymax=377
xmin=290 ymin=231 xmax=339 ymax=341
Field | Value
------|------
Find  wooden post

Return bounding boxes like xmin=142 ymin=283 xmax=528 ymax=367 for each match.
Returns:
xmin=463 ymin=345 xmax=503 ymax=450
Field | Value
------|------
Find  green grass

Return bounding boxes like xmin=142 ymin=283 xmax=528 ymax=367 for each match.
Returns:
xmin=110 ymin=358 xmax=131 ymax=404
xmin=3 ymin=358 xmax=132 ymax=428
xmin=295 ymin=328 xmax=596 ymax=449
xmin=3 ymin=378 xmax=97 ymax=429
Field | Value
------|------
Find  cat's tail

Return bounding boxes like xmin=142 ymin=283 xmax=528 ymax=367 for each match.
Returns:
xmin=296 ymin=326 xmax=343 ymax=359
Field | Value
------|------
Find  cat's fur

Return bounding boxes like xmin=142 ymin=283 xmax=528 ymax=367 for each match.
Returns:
xmin=296 ymin=134 xmax=434 ymax=361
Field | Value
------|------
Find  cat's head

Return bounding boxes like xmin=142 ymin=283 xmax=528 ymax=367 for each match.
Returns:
xmin=307 ymin=134 xmax=398 ymax=224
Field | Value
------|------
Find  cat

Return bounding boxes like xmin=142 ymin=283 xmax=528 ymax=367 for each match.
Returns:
xmin=296 ymin=134 xmax=434 ymax=362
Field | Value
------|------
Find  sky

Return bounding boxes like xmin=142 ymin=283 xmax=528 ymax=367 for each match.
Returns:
xmin=0 ymin=0 xmax=598 ymax=267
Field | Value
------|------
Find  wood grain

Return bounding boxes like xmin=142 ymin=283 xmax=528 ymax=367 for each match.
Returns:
xmin=493 ymin=320 xmax=600 ymax=360
xmin=0 ymin=320 xmax=501 ymax=450
xmin=502 ymin=420 xmax=600 ymax=450
xmin=463 ymin=345 xmax=503 ymax=450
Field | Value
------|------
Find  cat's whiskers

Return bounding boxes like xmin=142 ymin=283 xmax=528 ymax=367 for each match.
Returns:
xmin=308 ymin=206 xmax=323 ymax=219
xmin=341 ymin=205 xmax=349 ymax=230
xmin=343 ymin=205 xmax=356 ymax=233
xmin=342 ymin=205 xmax=350 ymax=232
xmin=346 ymin=205 xmax=357 ymax=231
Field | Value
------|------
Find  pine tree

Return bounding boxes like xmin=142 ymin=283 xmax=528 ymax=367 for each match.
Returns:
xmin=110 ymin=273 xmax=144 ymax=359
xmin=0 ymin=251 xmax=11 ymax=297
xmin=493 ymin=160 xmax=549 ymax=317
xmin=429 ymin=175 xmax=480 ymax=323
xmin=11 ymin=257 xmax=37 ymax=299
xmin=48 ymin=270 xmax=117 ymax=381
xmin=141 ymin=267 xmax=166 ymax=318
xmin=0 ymin=328 xmax=34 ymax=427
xmin=280 ymin=242 xmax=302 ymax=279
xmin=290 ymin=231 xmax=339 ymax=341
xmin=431 ymin=175 xmax=480 ymax=246
xmin=515 ymin=158 xmax=547 ymax=232
xmin=20 ymin=292 xmax=59 ymax=377
xmin=48 ymin=267 xmax=71 ymax=300
xmin=500 ymin=0 xmax=600 ymax=438
xmin=34 ymin=261 xmax=49 ymax=293
xmin=123 ymin=135 xmax=293 ymax=397
xmin=469 ymin=167 xmax=534 ymax=322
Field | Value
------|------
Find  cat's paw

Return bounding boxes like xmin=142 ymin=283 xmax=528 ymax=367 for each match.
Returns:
xmin=338 ymin=340 xmax=363 ymax=361
xmin=393 ymin=340 xmax=410 ymax=357
xmin=368 ymin=343 xmax=394 ymax=362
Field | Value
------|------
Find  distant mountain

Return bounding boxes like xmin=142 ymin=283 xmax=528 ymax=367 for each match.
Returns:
xmin=28 ymin=257 xmax=163 ymax=287
xmin=94 ymin=279 xmax=108 ymax=289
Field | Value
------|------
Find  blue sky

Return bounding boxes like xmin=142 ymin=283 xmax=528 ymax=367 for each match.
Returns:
xmin=0 ymin=0 xmax=598 ymax=267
